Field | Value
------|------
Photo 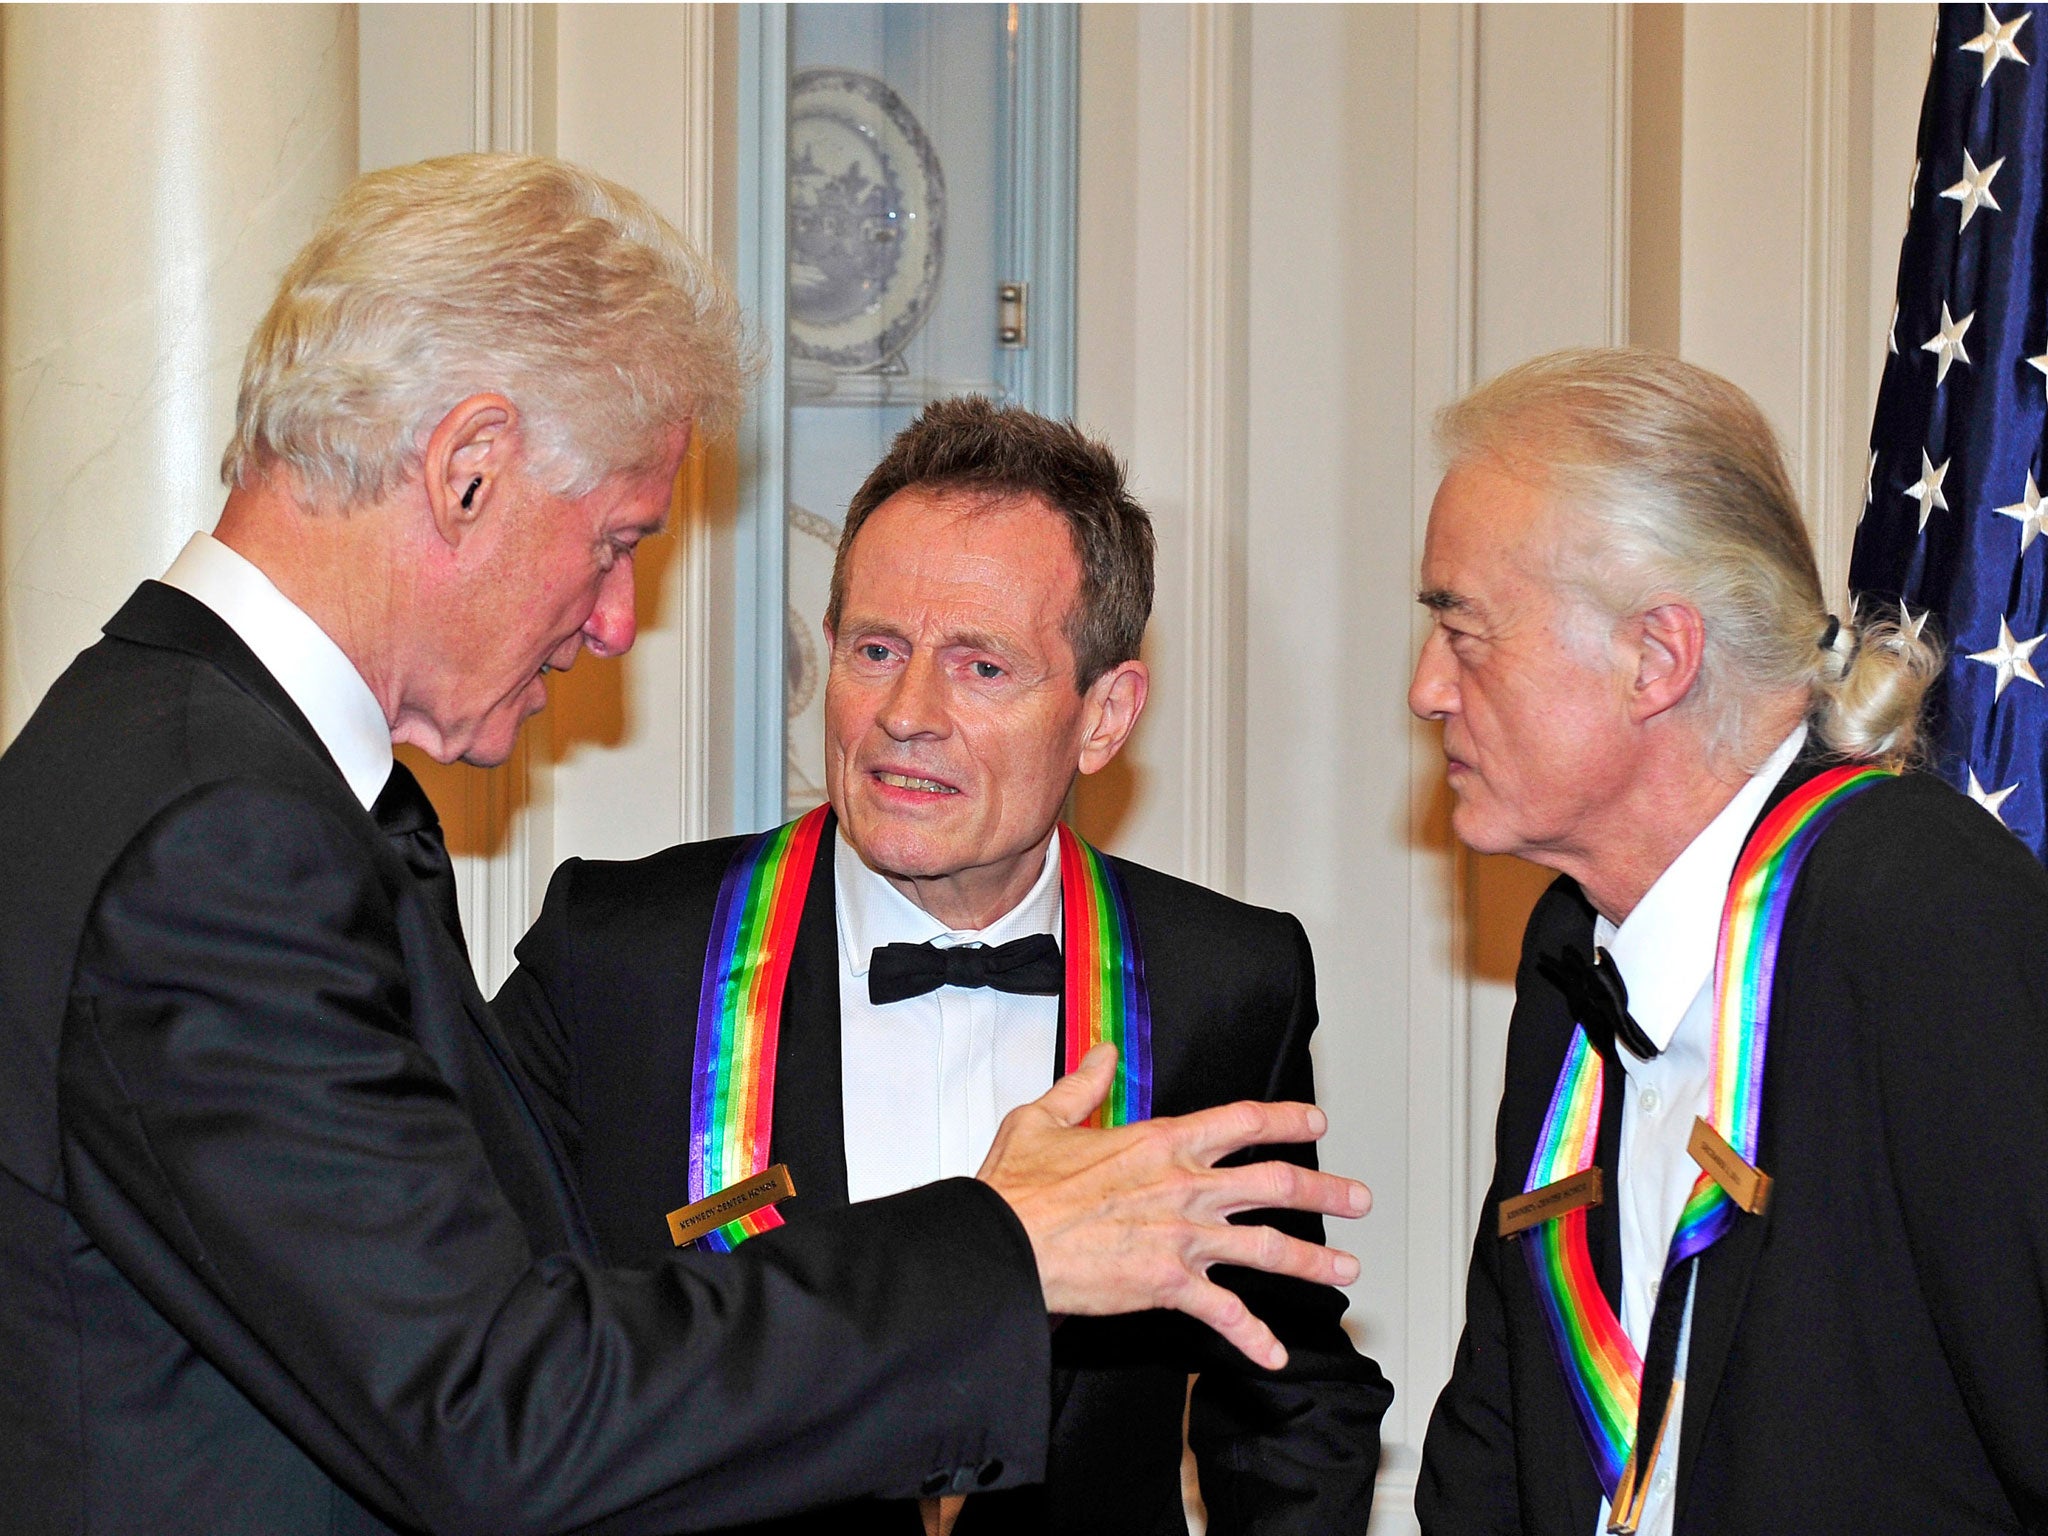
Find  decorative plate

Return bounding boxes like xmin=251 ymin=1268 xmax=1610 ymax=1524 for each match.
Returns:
xmin=787 ymin=68 xmax=946 ymax=373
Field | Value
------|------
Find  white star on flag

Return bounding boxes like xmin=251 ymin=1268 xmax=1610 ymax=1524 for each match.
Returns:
xmin=1923 ymin=302 xmax=1975 ymax=384
xmin=1905 ymin=449 xmax=1951 ymax=532
xmin=1969 ymin=616 xmax=2046 ymax=698
xmin=1890 ymin=301 xmax=1902 ymax=356
xmin=2030 ymin=352 xmax=2048 ymax=398
xmin=1863 ymin=449 xmax=1878 ymax=522
xmin=1962 ymin=4 xmax=2031 ymax=83
xmin=1901 ymin=603 xmax=1931 ymax=646
xmin=1999 ymin=471 xmax=2048 ymax=553
xmin=1941 ymin=150 xmax=2005 ymax=228
xmin=1967 ymin=767 xmax=2021 ymax=823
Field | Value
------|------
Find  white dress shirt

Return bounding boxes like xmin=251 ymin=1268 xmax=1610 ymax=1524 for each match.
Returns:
xmin=159 ymin=531 xmax=392 ymax=811
xmin=1588 ymin=725 xmax=1804 ymax=1536
xmin=835 ymin=831 xmax=1063 ymax=1204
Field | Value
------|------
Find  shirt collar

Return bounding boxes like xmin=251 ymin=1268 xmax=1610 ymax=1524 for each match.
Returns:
xmin=159 ymin=531 xmax=393 ymax=810
xmin=1593 ymin=726 xmax=1807 ymax=1053
xmin=837 ymin=829 xmax=1065 ymax=979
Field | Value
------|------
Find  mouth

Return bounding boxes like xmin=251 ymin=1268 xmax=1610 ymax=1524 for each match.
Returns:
xmin=869 ymin=768 xmax=961 ymax=796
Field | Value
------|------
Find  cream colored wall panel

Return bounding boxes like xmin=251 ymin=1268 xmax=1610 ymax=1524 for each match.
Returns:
xmin=359 ymin=4 xmax=479 ymax=170
xmin=1473 ymin=3 xmax=1626 ymax=378
xmin=1678 ymin=5 xmax=1811 ymax=449
xmin=1 ymin=4 xmax=356 ymax=741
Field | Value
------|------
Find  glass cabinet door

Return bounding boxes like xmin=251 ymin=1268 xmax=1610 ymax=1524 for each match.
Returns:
xmin=735 ymin=2 xmax=1076 ymax=829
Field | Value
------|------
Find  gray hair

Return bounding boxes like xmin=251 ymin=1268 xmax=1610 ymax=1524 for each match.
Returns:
xmin=222 ymin=153 xmax=745 ymax=508
xmin=1437 ymin=347 xmax=1940 ymax=768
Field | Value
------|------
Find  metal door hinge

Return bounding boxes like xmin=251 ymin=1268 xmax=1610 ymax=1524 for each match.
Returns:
xmin=998 ymin=281 xmax=1028 ymax=348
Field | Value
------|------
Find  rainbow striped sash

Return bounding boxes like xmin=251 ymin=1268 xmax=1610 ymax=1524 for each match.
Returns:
xmin=1515 ymin=764 xmax=1887 ymax=1508
xmin=1057 ymin=824 xmax=1153 ymax=1126
xmin=687 ymin=812 xmax=1153 ymax=1250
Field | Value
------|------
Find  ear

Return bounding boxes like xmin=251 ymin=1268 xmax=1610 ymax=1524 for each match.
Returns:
xmin=1629 ymin=599 xmax=1706 ymax=723
xmin=1077 ymin=660 xmax=1149 ymax=775
xmin=420 ymin=394 xmax=517 ymax=549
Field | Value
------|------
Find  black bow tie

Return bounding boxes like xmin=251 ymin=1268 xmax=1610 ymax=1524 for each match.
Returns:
xmin=373 ymin=761 xmax=468 ymax=959
xmin=1537 ymin=944 xmax=1659 ymax=1061
xmin=868 ymin=933 xmax=1063 ymax=1005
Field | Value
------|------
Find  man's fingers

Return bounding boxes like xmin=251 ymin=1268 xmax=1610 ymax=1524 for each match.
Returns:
xmin=1193 ymin=1219 xmax=1363 ymax=1288
xmin=1199 ymin=1159 xmax=1372 ymax=1222
xmin=1166 ymin=1097 xmax=1331 ymax=1162
xmin=1171 ymin=1275 xmax=1289 ymax=1371
xmin=1029 ymin=1041 xmax=1118 ymax=1128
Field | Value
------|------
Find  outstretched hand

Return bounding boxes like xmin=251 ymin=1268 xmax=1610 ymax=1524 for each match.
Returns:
xmin=976 ymin=1042 xmax=1370 ymax=1370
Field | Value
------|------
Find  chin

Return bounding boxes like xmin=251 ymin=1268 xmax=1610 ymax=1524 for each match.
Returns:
xmin=845 ymin=815 xmax=962 ymax=881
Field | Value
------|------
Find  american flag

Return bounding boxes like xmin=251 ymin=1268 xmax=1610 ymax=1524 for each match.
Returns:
xmin=1851 ymin=1 xmax=2048 ymax=856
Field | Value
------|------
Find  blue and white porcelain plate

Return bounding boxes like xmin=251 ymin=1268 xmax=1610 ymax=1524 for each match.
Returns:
xmin=787 ymin=68 xmax=946 ymax=372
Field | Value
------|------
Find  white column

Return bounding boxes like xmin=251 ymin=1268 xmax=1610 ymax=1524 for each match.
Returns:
xmin=1 ymin=3 xmax=357 ymax=742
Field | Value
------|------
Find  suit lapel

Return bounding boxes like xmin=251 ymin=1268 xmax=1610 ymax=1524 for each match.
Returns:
xmin=768 ymin=811 xmax=850 ymax=1215
xmin=1672 ymin=751 xmax=1829 ymax=1491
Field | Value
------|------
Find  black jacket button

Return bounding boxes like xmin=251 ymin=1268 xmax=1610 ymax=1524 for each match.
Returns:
xmin=919 ymin=1473 xmax=951 ymax=1498
xmin=976 ymin=1459 xmax=1004 ymax=1487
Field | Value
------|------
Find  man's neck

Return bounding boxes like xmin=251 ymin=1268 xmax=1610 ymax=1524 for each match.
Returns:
xmin=878 ymin=831 xmax=1058 ymax=932
xmin=212 ymin=481 xmax=408 ymax=732
xmin=1568 ymin=706 xmax=1806 ymax=925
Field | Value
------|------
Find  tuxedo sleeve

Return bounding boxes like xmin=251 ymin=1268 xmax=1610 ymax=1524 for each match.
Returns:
xmin=491 ymin=855 xmax=586 ymax=1165
xmin=1806 ymin=789 xmax=2048 ymax=1525
xmin=1416 ymin=931 xmax=1549 ymax=1536
xmin=1186 ymin=916 xmax=1393 ymax=1536
xmin=58 ymin=780 xmax=1052 ymax=1536
xmin=1415 ymin=1154 xmax=1524 ymax=1535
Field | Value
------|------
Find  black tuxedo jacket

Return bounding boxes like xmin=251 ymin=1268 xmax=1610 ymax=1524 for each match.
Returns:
xmin=493 ymin=816 xmax=1392 ymax=1535
xmin=1418 ymin=761 xmax=2048 ymax=1534
xmin=0 ymin=584 xmax=1055 ymax=1536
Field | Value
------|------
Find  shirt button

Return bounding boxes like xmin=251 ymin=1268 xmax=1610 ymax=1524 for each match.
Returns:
xmin=1641 ymin=1087 xmax=1661 ymax=1115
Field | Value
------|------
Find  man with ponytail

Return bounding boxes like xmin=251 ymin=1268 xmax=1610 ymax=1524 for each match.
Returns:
xmin=1412 ymin=348 xmax=2048 ymax=1535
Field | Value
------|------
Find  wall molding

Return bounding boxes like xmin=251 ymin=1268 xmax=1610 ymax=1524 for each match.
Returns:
xmin=1179 ymin=5 xmax=1249 ymax=896
xmin=1801 ymin=5 xmax=1864 ymax=604
xmin=676 ymin=2 xmax=716 ymax=842
xmin=1406 ymin=0 xmax=1480 ymax=1460
xmin=1606 ymin=3 xmax=1633 ymax=347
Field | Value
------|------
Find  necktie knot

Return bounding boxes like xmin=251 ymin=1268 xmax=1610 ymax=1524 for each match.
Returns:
xmin=1537 ymin=944 xmax=1659 ymax=1061
xmin=374 ymin=762 xmax=467 ymax=957
xmin=868 ymin=933 xmax=1063 ymax=1006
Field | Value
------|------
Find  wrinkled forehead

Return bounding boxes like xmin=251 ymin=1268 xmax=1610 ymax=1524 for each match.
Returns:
xmin=844 ymin=487 xmax=1082 ymax=606
xmin=1421 ymin=454 xmax=1569 ymax=597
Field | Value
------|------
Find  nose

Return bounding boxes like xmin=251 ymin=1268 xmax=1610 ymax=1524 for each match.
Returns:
xmin=879 ymin=650 xmax=950 ymax=741
xmin=1409 ymin=625 xmax=1457 ymax=721
xmin=581 ymin=558 xmax=639 ymax=659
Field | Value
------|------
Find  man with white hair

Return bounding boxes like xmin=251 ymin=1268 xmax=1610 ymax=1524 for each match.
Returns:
xmin=1412 ymin=349 xmax=2048 ymax=1534
xmin=0 ymin=154 xmax=1368 ymax=1536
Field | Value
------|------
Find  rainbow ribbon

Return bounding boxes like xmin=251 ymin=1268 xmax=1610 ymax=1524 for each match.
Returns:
xmin=1057 ymin=824 xmax=1153 ymax=1127
xmin=688 ymin=805 xmax=830 ymax=1251
xmin=689 ymin=814 xmax=1154 ymax=1249
xmin=1516 ymin=764 xmax=1886 ymax=1499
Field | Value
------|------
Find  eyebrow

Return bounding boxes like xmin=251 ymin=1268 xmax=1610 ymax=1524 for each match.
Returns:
xmin=1417 ymin=587 xmax=1475 ymax=614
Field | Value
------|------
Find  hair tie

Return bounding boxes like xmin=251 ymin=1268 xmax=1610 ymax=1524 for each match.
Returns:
xmin=1818 ymin=614 xmax=1841 ymax=652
